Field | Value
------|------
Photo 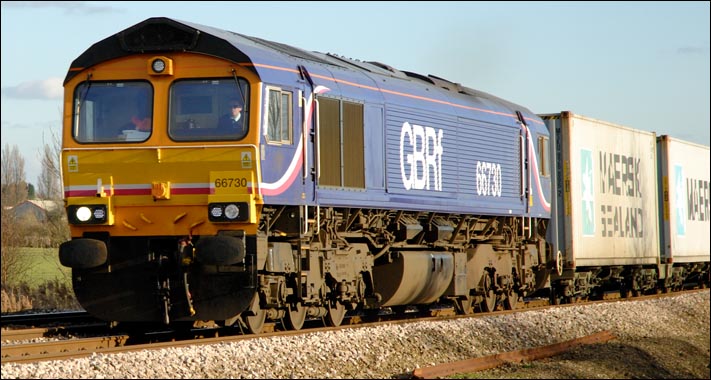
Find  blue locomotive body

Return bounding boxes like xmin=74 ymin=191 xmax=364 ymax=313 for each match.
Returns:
xmin=209 ymin=18 xmax=553 ymax=220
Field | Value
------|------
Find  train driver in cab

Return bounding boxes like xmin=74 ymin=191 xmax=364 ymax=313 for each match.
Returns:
xmin=130 ymin=109 xmax=152 ymax=132
xmin=121 ymin=92 xmax=152 ymax=135
xmin=217 ymin=98 xmax=246 ymax=138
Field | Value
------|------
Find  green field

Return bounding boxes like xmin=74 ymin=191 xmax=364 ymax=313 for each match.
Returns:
xmin=2 ymin=247 xmax=78 ymax=312
xmin=9 ymin=247 xmax=72 ymax=288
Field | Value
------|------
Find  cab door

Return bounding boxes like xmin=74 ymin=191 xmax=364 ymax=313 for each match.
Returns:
xmin=259 ymin=85 xmax=304 ymax=204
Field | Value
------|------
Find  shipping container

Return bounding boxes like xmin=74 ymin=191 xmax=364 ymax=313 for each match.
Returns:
xmin=542 ymin=111 xmax=659 ymax=268
xmin=656 ymin=136 xmax=710 ymax=264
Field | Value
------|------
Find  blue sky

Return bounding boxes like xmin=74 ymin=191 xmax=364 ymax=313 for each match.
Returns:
xmin=1 ymin=1 xmax=709 ymax=184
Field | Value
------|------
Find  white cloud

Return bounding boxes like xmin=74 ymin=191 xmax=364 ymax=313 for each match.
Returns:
xmin=2 ymin=78 xmax=63 ymax=100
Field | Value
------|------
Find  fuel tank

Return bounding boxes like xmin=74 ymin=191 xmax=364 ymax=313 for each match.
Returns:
xmin=372 ymin=251 xmax=453 ymax=306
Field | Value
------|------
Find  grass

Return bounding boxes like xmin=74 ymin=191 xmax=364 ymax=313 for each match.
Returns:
xmin=23 ymin=247 xmax=72 ymax=287
xmin=1 ymin=247 xmax=79 ymax=313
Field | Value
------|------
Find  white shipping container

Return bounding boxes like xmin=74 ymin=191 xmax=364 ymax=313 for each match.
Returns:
xmin=657 ymin=136 xmax=710 ymax=263
xmin=543 ymin=112 xmax=659 ymax=267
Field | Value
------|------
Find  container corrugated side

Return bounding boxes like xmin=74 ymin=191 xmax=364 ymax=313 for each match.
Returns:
xmin=657 ymin=135 xmax=710 ymax=263
xmin=555 ymin=112 xmax=660 ymax=266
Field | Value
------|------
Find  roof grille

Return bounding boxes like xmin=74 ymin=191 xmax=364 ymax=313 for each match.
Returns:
xmin=119 ymin=18 xmax=199 ymax=52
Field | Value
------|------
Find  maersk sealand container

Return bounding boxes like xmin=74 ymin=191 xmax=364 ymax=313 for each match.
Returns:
xmin=541 ymin=111 xmax=659 ymax=270
xmin=656 ymin=136 xmax=710 ymax=264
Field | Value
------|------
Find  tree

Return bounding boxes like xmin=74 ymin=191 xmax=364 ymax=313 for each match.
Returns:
xmin=0 ymin=208 xmax=33 ymax=285
xmin=36 ymin=129 xmax=70 ymax=247
xmin=1 ymin=133 xmax=69 ymax=284
xmin=37 ymin=130 xmax=63 ymax=200
xmin=1 ymin=143 xmax=31 ymax=285
xmin=1 ymin=143 xmax=28 ymax=207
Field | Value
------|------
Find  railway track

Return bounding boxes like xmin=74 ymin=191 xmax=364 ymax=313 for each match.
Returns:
xmin=0 ymin=311 xmax=97 ymax=328
xmin=2 ymin=288 xmax=703 ymax=366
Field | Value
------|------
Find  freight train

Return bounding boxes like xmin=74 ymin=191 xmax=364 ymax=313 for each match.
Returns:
xmin=58 ymin=17 xmax=710 ymax=332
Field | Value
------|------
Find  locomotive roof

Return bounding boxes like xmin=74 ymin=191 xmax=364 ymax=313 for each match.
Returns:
xmin=65 ymin=17 xmax=534 ymax=121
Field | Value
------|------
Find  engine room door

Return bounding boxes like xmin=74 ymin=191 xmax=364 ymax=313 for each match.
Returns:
xmin=314 ymin=98 xmax=366 ymax=191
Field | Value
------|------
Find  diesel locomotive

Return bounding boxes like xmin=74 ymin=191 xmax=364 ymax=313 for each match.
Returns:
xmin=58 ymin=17 xmax=708 ymax=332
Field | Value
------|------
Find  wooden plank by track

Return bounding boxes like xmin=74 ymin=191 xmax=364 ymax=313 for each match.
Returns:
xmin=412 ymin=330 xmax=616 ymax=379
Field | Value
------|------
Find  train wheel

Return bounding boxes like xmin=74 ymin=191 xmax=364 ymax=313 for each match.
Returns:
xmin=243 ymin=294 xmax=266 ymax=334
xmin=245 ymin=311 xmax=266 ymax=334
xmin=503 ymin=291 xmax=518 ymax=310
xmin=480 ymin=275 xmax=497 ymax=312
xmin=285 ymin=302 xmax=306 ymax=330
xmin=455 ymin=296 xmax=475 ymax=315
xmin=324 ymin=301 xmax=346 ymax=327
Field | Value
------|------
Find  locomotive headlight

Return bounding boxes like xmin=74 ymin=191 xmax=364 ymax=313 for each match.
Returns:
xmin=76 ymin=206 xmax=92 ymax=222
xmin=68 ymin=205 xmax=108 ymax=224
xmin=151 ymin=58 xmax=166 ymax=73
xmin=224 ymin=204 xmax=240 ymax=220
xmin=147 ymin=56 xmax=173 ymax=75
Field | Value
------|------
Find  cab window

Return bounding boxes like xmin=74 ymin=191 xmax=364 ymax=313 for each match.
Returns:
xmin=72 ymin=81 xmax=152 ymax=143
xmin=169 ymin=78 xmax=250 ymax=141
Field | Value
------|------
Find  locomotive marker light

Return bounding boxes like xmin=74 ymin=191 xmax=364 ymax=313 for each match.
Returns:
xmin=210 ymin=206 xmax=223 ymax=218
xmin=93 ymin=208 xmax=106 ymax=220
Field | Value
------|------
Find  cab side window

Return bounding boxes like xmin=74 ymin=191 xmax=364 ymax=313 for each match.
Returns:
xmin=538 ymin=135 xmax=550 ymax=177
xmin=266 ymin=87 xmax=292 ymax=144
